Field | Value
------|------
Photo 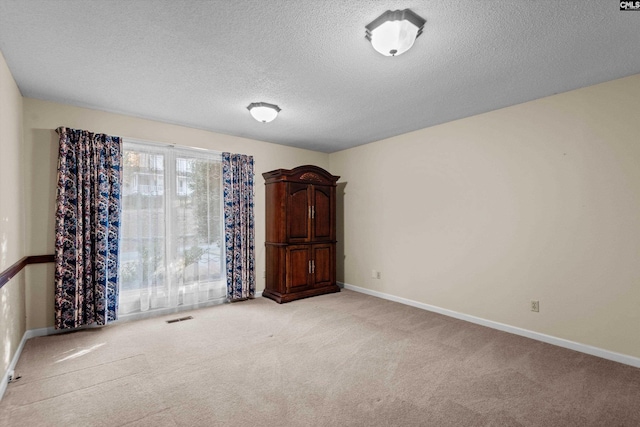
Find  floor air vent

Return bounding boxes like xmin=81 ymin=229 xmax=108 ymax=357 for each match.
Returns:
xmin=166 ymin=316 xmax=194 ymax=324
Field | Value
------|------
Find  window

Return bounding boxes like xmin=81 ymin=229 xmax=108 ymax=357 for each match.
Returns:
xmin=118 ymin=140 xmax=225 ymax=318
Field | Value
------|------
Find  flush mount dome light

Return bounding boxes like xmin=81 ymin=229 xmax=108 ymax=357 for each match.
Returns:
xmin=247 ymin=102 xmax=281 ymax=123
xmin=365 ymin=9 xmax=426 ymax=57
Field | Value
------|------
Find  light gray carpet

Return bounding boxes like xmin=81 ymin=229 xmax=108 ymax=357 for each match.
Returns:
xmin=1 ymin=289 xmax=639 ymax=426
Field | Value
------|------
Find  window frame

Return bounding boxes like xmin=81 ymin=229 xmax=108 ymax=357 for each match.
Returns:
xmin=118 ymin=138 xmax=226 ymax=320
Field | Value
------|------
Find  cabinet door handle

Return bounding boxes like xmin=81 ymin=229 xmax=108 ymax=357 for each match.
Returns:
xmin=311 ymin=206 xmax=315 ymax=219
xmin=309 ymin=260 xmax=312 ymax=274
xmin=312 ymin=259 xmax=315 ymax=274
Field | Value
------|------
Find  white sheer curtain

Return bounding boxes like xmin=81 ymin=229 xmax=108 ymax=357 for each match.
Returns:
xmin=118 ymin=140 xmax=226 ymax=319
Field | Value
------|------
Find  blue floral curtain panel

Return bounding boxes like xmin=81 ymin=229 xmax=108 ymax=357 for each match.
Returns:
xmin=222 ymin=153 xmax=255 ymax=300
xmin=54 ymin=127 xmax=122 ymax=329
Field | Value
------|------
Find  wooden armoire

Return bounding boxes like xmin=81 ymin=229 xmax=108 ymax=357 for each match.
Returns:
xmin=263 ymin=165 xmax=340 ymax=303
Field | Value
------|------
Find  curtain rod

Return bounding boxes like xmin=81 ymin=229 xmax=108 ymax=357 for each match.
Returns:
xmin=54 ymin=127 xmax=223 ymax=156
xmin=123 ymin=136 xmax=223 ymax=156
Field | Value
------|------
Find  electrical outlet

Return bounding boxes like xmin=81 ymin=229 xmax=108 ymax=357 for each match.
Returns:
xmin=376 ymin=271 xmax=381 ymax=279
xmin=7 ymin=370 xmax=14 ymax=383
xmin=530 ymin=300 xmax=539 ymax=312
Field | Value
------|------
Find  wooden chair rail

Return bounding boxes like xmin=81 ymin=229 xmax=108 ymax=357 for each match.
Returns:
xmin=0 ymin=255 xmax=54 ymax=289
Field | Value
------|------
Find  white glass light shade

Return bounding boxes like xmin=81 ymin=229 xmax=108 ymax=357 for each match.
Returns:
xmin=247 ymin=102 xmax=281 ymax=123
xmin=369 ymin=20 xmax=419 ymax=56
xmin=365 ymin=9 xmax=426 ymax=57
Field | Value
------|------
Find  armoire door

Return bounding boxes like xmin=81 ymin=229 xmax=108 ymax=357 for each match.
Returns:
xmin=287 ymin=183 xmax=310 ymax=242
xmin=311 ymin=185 xmax=332 ymax=241
xmin=286 ymin=245 xmax=312 ymax=291
xmin=311 ymin=244 xmax=333 ymax=288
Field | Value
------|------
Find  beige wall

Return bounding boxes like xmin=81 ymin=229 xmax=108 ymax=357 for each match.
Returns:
xmin=330 ymin=74 xmax=640 ymax=359
xmin=0 ymin=51 xmax=26 ymax=376
xmin=22 ymin=98 xmax=329 ymax=329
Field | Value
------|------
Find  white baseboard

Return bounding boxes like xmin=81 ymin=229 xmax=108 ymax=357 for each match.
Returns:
xmin=339 ymin=282 xmax=640 ymax=369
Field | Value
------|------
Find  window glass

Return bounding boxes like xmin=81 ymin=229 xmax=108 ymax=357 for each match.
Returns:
xmin=119 ymin=141 xmax=225 ymax=318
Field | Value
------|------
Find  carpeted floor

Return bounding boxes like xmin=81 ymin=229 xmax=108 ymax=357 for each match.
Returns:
xmin=1 ymin=289 xmax=639 ymax=426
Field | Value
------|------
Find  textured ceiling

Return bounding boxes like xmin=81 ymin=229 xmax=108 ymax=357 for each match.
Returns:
xmin=1 ymin=1 xmax=638 ymax=153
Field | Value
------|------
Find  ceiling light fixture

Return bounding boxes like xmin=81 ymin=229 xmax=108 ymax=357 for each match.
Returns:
xmin=365 ymin=9 xmax=426 ymax=57
xmin=247 ymin=102 xmax=281 ymax=123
